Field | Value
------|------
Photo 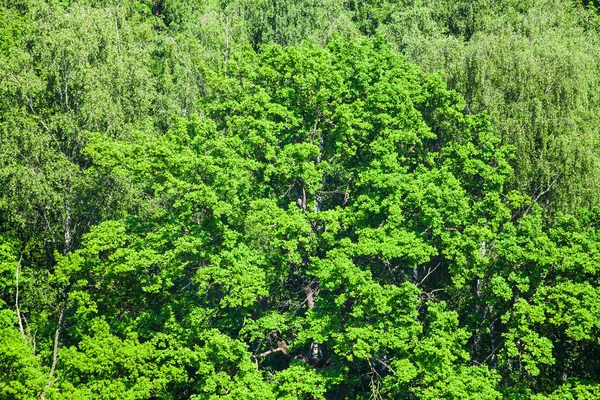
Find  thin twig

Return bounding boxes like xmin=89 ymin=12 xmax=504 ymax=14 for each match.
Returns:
xmin=419 ymin=262 xmax=441 ymax=286
xmin=473 ymin=339 xmax=506 ymax=366
xmin=374 ymin=357 xmax=396 ymax=375
xmin=523 ymin=174 xmax=560 ymax=216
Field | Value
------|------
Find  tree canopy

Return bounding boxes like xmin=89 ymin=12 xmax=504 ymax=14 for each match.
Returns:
xmin=2 ymin=0 xmax=600 ymax=398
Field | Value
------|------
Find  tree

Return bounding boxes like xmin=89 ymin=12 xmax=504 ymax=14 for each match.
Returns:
xmin=370 ymin=0 xmax=600 ymax=214
xmin=48 ymin=37 xmax=511 ymax=397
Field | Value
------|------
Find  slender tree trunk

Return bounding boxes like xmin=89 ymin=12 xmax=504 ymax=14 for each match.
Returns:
xmin=489 ymin=308 xmax=496 ymax=368
xmin=473 ymin=277 xmax=483 ymax=359
xmin=473 ymin=241 xmax=486 ymax=361
xmin=41 ymin=309 xmax=64 ymax=400
xmin=307 ymin=121 xmax=324 ymax=364
xmin=63 ymin=193 xmax=72 ymax=256
xmin=304 ymin=284 xmax=316 ymax=310
xmin=15 ymin=255 xmax=26 ymax=340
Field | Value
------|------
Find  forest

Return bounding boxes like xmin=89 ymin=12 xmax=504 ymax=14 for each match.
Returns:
xmin=2 ymin=0 xmax=600 ymax=398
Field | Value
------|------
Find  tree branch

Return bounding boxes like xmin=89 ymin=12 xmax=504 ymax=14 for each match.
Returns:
xmin=418 ymin=262 xmax=441 ymax=286
xmin=523 ymin=174 xmax=560 ymax=216
xmin=252 ymin=347 xmax=284 ymax=359
xmin=375 ymin=357 xmax=396 ymax=375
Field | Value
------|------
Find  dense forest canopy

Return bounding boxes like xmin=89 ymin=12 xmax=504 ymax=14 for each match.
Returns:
xmin=2 ymin=0 xmax=600 ymax=398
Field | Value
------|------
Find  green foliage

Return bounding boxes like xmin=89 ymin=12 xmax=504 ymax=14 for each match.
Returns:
xmin=0 ymin=310 xmax=46 ymax=399
xmin=374 ymin=0 xmax=600 ymax=213
xmin=2 ymin=1 xmax=600 ymax=398
xmin=42 ymin=36 xmax=513 ymax=397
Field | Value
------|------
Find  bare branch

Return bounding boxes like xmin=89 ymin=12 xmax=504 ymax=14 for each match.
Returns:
xmin=523 ymin=174 xmax=560 ymax=217
xmin=252 ymin=347 xmax=284 ymax=359
xmin=419 ymin=262 xmax=441 ymax=286
xmin=473 ymin=339 xmax=506 ymax=366
xmin=374 ymin=357 xmax=396 ymax=375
